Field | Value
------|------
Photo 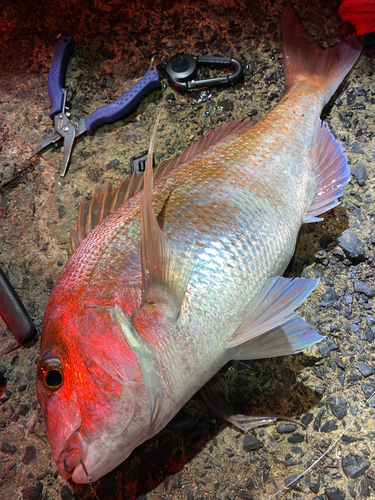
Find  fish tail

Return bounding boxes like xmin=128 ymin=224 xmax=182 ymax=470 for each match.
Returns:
xmin=282 ymin=4 xmax=362 ymax=105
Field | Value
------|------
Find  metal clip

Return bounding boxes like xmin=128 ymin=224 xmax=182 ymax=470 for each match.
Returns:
xmin=165 ymin=53 xmax=243 ymax=91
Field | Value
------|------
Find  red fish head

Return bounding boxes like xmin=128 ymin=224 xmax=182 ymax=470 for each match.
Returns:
xmin=36 ymin=295 xmax=153 ymax=483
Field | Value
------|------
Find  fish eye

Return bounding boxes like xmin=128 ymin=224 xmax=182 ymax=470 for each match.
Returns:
xmin=37 ymin=356 xmax=64 ymax=393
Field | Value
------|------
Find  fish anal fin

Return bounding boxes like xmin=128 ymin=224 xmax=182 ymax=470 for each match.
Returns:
xmin=200 ymin=370 xmax=303 ymax=432
xmin=306 ymin=122 xmax=350 ymax=221
xmin=228 ymin=277 xmax=320 ymax=353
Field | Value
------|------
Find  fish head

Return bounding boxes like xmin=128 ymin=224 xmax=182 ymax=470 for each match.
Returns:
xmin=36 ymin=296 xmax=153 ymax=483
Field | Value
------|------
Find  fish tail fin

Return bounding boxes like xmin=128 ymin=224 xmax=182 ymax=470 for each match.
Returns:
xmin=283 ymin=4 xmax=362 ymax=105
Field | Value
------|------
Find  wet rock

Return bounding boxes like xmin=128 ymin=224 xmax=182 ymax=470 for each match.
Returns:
xmin=1 ymin=442 xmax=17 ymax=453
xmin=22 ymin=445 xmax=36 ymax=465
xmin=243 ymin=435 xmax=263 ymax=451
xmin=337 ymin=229 xmax=365 ymax=262
xmin=22 ymin=482 xmax=43 ymax=500
xmin=301 ymin=413 xmax=313 ymax=428
xmin=342 ymin=453 xmax=370 ymax=479
xmin=106 ymin=159 xmax=119 ymax=169
xmin=353 ymin=280 xmax=374 ymax=297
xmin=287 ymin=432 xmax=304 ymax=443
xmin=276 ymin=423 xmax=297 ymax=434
xmin=328 ymin=396 xmax=347 ymax=419
xmin=338 ymin=113 xmax=351 ymax=128
xmin=365 ymin=327 xmax=375 ymax=343
xmin=351 ymin=164 xmax=367 ymax=186
xmin=217 ymin=99 xmax=234 ymax=111
xmin=61 ymin=484 xmax=77 ymax=500
xmin=354 ymin=362 xmax=374 ymax=378
xmin=361 ymin=384 xmax=375 ymax=399
xmin=320 ymin=419 xmax=338 ymax=433
xmin=342 ymin=435 xmax=362 ymax=443
xmin=313 ymin=409 xmax=324 ymax=431
xmin=352 ymin=142 xmax=365 ymax=154
xmin=360 ymin=477 xmax=371 ymax=497
xmin=324 ymin=487 xmax=346 ymax=500
xmin=321 ymin=287 xmax=339 ymax=307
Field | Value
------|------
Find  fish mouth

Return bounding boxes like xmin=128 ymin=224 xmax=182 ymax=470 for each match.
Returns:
xmin=57 ymin=430 xmax=89 ymax=482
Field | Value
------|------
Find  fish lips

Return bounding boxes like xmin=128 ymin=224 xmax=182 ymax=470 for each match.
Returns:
xmin=57 ymin=430 xmax=89 ymax=482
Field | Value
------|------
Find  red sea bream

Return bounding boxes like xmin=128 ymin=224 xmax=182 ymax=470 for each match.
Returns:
xmin=36 ymin=6 xmax=361 ymax=484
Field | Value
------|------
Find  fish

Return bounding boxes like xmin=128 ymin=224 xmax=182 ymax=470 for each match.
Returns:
xmin=36 ymin=5 xmax=362 ymax=485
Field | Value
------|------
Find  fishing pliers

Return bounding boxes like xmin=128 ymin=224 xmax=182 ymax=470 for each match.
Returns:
xmin=29 ymin=36 xmax=160 ymax=176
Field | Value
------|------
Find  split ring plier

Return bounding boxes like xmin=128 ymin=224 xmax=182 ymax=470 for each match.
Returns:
xmin=29 ymin=36 xmax=160 ymax=176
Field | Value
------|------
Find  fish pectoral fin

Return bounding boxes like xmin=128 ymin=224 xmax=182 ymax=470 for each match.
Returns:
xmin=140 ymin=116 xmax=193 ymax=317
xmin=304 ymin=121 xmax=351 ymax=222
xmin=232 ymin=315 xmax=324 ymax=360
xmin=228 ymin=277 xmax=321 ymax=354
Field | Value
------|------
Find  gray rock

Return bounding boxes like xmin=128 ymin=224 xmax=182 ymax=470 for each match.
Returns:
xmin=287 ymin=432 xmax=304 ymax=443
xmin=328 ymin=396 xmax=347 ymax=419
xmin=351 ymin=164 xmax=367 ymax=186
xmin=313 ymin=408 xmax=324 ymax=431
xmin=324 ymin=487 xmax=346 ymax=500
xmin=276 ymin=423 xmax=297 ymax=433
xmin=321 ymin=419 xmax=338 ymax=432
xmin=22 ymin=445 xmax=36 ymax=465
xmin=106 ymin=159 xmax=119 ymax=170
xmin=321 ymin=287 xmax=340 ymax=307
xmin=22 ymin=482 xmax=43 ymax=500
xmin=352 ymin=142 xmax=365 ymax=154
xmin=61 ymin=485 xmax=77 ymax=500
xmin=243 ymin=434 xmax=263 ymax=451
xmin=353 ymin=280 xmax=375 ymax=297
xmin=354 ymin=362 xmax=374 ymax=378
xmin=342 ymin=453 xmax=370 ymax=478
xmin=365 ymin=327 xmax=375 ymax=343
xmin=337 ymin=229 xmax=365 ymax=262
xmin=361 ymin=384 xmax=375 ymax=399
xmin=1 ymin=441 xmax=17 ymax=453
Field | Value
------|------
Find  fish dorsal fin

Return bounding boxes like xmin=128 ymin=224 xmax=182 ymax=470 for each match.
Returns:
xmin=70 ymin=116 xmax=257 ymax=253
xmin=303 ymin=121 xmax=351 ymax=223
xmin=139 ymin=115 xmax=193 ymax=317
xmin=161 ymin=116 xmax=258 ymax=174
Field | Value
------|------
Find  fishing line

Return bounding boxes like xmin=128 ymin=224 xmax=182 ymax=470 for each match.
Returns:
xmin=63 ymin=460 xmax=72 ymax=478
xmin=267 ymin=390 xmax=375 ymax=499
xmin=80 ymin=460 xmax=101 ymax=500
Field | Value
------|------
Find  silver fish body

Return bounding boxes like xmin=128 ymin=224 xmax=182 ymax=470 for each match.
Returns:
xmin=36 ymin=6 xmax=362 ymax=484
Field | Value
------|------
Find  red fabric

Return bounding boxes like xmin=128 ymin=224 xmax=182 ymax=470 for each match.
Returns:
xmin=339 ymin=0 xmax=375 ymax=35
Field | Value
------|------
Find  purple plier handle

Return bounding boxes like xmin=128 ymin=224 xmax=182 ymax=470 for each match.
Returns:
xmin=47 ymin=36 xmax=75 ymax=119
xmin=84 ymin=65 xmax=160 ymax=135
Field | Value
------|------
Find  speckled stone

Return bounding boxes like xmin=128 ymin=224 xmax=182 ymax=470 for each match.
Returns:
xmin=342 ymin=453 xmax=370 ymax=479
xmin=337 ymin=229 xmax=365 ymax=262
xmin=324 ymin=487 xmax=346 ymax=500
xmin=351 ymin=164 xmax=367 ymax=186
xmin=354 ymin=362 xmax=374 ymax=378
xmin=243 ymin=435 xmax=263 ymax=451
xmin=328 ymin=396 xmax=347 ymax=419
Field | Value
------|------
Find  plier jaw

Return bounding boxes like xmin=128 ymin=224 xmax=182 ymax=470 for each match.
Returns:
xmin=29 ymin=36 xmax=160 ymax=176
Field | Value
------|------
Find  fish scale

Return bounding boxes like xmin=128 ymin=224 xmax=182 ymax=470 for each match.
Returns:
xmin=36 ymin=5 xmax=362 ymax=484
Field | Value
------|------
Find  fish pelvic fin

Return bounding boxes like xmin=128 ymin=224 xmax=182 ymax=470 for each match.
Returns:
xmin=304 ymin=121 xmax=351 ymax=222
xmin=228 ymin=277 xmax=323 ymax=359
xmin=283 ymin=4 xmax=362 ymax=105
xmin=140 ymin=115 xmax=194 ymax=319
